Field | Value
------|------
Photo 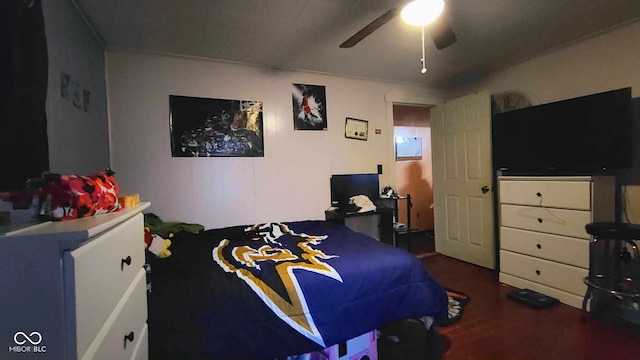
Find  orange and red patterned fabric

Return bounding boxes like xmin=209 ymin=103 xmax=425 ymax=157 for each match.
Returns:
xmin=39 ymin=169 xmax=120 ymax=220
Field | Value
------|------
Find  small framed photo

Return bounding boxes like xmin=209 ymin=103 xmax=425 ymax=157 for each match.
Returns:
xmin=345 ymin=117 xmax=368 ymax=141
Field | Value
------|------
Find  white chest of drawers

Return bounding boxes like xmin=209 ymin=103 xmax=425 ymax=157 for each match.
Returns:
xmin=0 ymin=203 xmax=150 ymax=360
xmin=498 ymin=176 xmax=615 ymax=308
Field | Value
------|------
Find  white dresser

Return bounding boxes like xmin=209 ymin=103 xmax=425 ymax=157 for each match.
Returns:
xmin=0 ymin=202 xmax=150 ymax=360
xmin=498 ymin=176 xmax=615 ymax=308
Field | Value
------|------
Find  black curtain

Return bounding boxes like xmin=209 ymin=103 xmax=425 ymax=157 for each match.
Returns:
xmin=0 ymin=0 xmax=49 ymax=191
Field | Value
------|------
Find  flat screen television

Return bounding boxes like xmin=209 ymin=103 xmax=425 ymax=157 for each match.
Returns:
xmin=330 ymin=173 xmax=380 ymax=210
xmin=492 ymin=87 xmax=633 ymax=175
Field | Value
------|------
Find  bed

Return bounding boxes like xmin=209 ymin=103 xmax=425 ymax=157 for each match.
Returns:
xmin=146 ymin=220 xmax=448 ymax=359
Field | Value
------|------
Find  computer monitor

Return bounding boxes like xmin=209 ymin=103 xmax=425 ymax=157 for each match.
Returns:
xmin=330 ymin=173 xmax=380 ymax=210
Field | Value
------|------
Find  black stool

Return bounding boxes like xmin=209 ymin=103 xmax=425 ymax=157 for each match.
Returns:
xmin=582 ymin=222 xmax=640 ymax=324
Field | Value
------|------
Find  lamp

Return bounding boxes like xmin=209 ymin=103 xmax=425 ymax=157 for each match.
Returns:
xmin=400 ymin=0 xmax=444 ymax=26
xmin=400 ymin=0 xmax=445 ymax=74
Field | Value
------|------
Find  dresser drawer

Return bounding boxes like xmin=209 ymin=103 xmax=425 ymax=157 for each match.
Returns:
xmin=500 ymin=227 xmax=589 ymax=268
xmin=500 ymin=250 xmax=587 ymax=296
xmin=81 ymin=269 xmax=148 ymax=360
xmin=499 ymin=180 xmax=591 ymax=210
xmin=130 ymin=324 xmax=149 ymax=360
xmin=500 ymin=204 xmax=591 ymax=239
xmin=68 ymin=213 xmax=145 ymax=358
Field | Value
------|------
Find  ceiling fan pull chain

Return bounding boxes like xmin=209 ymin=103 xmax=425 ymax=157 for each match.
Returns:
xmin=421 ymin=25 xmax=427 ymax=74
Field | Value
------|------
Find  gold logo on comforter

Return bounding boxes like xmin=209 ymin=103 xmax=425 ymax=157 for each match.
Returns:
xmin=212 ymin=223 xmax=342 ymax=346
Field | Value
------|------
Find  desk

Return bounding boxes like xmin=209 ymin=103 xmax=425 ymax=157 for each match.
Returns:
xmin=379 ymin=195 xmax=415 ymax=251
xmin=325 ymin=208 xmax=393 ymax=245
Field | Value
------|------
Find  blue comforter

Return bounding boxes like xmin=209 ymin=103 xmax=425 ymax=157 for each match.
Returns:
xmin=147 ymin=220 xmax=447 ymax=359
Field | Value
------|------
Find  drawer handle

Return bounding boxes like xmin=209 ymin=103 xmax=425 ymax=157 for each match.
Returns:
xmin=536 ymin=244 xmax=541 ymax=249
xmin=121 ymin=256 xmax=132 ymax=271
xmin=537 ymin=218 xmax=543 ymax=223
xmin=123 ymin=331 xmax=135 ymax=349
xmin=535 ymin=270 xmax=541 ymax=276
xmin=536 ymin=192 xmax=542 ymax=197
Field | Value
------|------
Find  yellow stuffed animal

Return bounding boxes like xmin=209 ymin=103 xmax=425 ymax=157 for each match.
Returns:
xmin=144 ymin=227 xmax=172 ymax=258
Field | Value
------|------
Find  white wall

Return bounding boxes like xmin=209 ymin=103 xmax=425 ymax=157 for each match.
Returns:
xmin=42 ymin=0 xmax=110 ymax=174
xmin=454 ymin=22 xmax=640 ymax=101
xmin=454 ymin=21 xmax=640 ymax=223
xmin=106 ymin=52 xmax=444 ymax=229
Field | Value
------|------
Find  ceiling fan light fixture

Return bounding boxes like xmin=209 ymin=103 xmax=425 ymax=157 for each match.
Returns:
xmin=400 ymin=0 xmax=444 ymax=26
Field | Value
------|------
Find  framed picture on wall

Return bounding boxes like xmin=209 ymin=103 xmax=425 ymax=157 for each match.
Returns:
xmin=345 ymin=117 xmax=368 ymax=140
xmin=169 ymin=95 xmax=264 ymax=157
xmin=292 ymin=83 xmax=328 ymax=130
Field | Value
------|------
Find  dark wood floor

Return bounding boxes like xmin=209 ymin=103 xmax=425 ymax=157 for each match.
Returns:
xmin=421 ymin=254 xmax=640 ymax=360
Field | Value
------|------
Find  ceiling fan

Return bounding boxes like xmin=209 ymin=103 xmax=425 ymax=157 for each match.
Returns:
xmin=339 ymin=0 xmax=457 ymax=50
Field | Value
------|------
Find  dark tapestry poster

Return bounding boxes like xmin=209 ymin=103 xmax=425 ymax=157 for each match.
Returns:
xmin=292 ymin=83 xmax=327 ymax=130
xmin=170 ymin=95 xmax=264 ymax=157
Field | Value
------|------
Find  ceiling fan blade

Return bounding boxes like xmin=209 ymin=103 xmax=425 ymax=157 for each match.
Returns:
xmin=339 ymin=8 xmax=398 ymax=48
xmin=426 ymin=15 xmax=457 ymax=50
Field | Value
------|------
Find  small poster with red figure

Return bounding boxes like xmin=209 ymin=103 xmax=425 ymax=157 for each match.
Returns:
xmin=292 ymin=83 xmax=328 ymax=130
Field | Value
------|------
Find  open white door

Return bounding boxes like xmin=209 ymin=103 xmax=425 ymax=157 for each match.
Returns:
xmin=430 ymin=91 xmax=495 ymax=269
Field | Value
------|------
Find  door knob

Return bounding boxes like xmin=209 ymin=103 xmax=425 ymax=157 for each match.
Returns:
xmin=481 ymin=186 xmax=490 ymax=194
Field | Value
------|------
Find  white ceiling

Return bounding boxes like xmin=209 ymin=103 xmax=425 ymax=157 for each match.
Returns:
xmin=71 ymin=0 xmax=640 ymax=89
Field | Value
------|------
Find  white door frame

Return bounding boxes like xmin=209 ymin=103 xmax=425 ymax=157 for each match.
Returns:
xmin=383 ymin=94 xmax=439 ymax=190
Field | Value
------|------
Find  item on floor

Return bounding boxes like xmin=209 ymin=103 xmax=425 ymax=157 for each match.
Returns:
xmin=433 ymin=288 xmax=470 ymax=327
xmin=378 ymin=318 xmax=448 ymax=360
xmin=288 ymin=330 xmax=378 ymax=360
xmin=144 ymin=227 xmax=173 ymax=258
xmin=143 ymin=212 xmax=204 ymax=238
xmin=507 ymin=288 xmax=559 ymax=309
